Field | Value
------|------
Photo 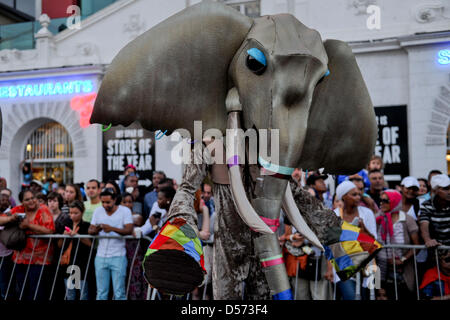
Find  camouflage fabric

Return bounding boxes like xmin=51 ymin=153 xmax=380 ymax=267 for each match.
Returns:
xmin=289 ymin=181 xmax=342 ymax=243
xmin=166 ymin=146 xmax=270 ymax=299
xmin=165 ymin=145 xmax=346 ymax=299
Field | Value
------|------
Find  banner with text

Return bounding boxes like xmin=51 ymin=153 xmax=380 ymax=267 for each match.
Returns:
xmin=102 ymin=122 xmax=155 ymax=188
xmin=374 ymin=105 xmax=409 ymax=187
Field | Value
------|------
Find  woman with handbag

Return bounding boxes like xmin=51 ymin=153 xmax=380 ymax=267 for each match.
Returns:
xmin=10 ymin=189 xmax=55 ymax=300
xmin=376 ymin=189 xmax=420 ymax=300
xmin=57 ymin=200 xmax=92 ymax=300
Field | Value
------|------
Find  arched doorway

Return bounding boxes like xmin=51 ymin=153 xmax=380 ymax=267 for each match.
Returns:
xmin=22 ymin=121 xmax=74 ymax=185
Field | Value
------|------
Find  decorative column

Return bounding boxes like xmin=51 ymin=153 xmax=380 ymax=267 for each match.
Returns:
xmin=34 ymin=14 xmax=55 ymax=66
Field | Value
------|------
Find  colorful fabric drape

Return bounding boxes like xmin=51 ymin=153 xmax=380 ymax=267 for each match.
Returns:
xmin=144 ymin=217 xmax=205 ymax=270
xmin=142 ymin=218 xmax=206 ymax=295
xmin=324 ymin=220 xmax=382 ymax=281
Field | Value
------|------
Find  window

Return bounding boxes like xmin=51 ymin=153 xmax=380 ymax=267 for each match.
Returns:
xmin=15 ymin=0 xmax=35 ymax=17
xmin=0 ymin=0 xmax=36 ymax=17
xmin=0 ymin=0 xmax=14 ymax=7
xmin=221 ymin=0 xmax=261 ymax=18
xmin=23 ymin=121 xmax=74 ymax=184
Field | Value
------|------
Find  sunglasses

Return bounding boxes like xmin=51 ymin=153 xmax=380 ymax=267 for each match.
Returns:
xmin=444 ymin=256 xmax=450 ymax=263
xmin=349 ymin=178 xmax=363 ymax=182
xmin=380 ymin=198 xmax=390 ymax=204
xmin=101 ymin=188 xmax=116 ymax=195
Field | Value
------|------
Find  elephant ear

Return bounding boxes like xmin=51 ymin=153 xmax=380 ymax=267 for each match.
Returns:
xmin=297 ymin=40 xmax=377 ymax=174
xmin=90 ymin=2 xmax=253 ymax=134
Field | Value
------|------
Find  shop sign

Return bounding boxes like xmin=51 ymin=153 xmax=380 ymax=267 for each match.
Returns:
xmin=102 ymin=122 xmax=155 ymax=187
xmin=374 ymin=105 xmax=409 ymax=186
xmin=0 ymin=77 xmax=95 ymax=99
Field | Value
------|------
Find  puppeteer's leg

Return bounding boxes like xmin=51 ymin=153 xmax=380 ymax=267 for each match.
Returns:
xmin=212 ymin=184 xmax=250 ymax=299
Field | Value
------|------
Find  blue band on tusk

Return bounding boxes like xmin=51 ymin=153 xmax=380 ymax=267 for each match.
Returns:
xmin=258 ymin=156 xmax=294 ymax=176
xmin=272 ymin=288 xmax=293 ymax=300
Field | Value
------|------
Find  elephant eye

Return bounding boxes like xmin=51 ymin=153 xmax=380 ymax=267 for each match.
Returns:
xmin=246 ymin=48 xmax=267 ymax=75
xmin=316 ymin=69 xmax=330 ymax=85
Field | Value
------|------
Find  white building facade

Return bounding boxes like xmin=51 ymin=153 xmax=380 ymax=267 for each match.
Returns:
xmin=0 ymin=0 xmax=449 ymax=197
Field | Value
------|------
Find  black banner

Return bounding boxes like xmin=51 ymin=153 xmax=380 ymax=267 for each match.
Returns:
xmin=374 ymin=105 xmax=409 ymax=187
xmin=102 ymin=122 xmax=155 ymax=188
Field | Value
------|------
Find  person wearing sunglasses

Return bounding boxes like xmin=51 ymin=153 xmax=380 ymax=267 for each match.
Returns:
xmin=419 ymin=174 xmax=450 ymax=248
xmin=375 ymin=189 xmax=420 ymax=300
xmin=10 ymin=189 xmax=55 ymax=300
xmin=420 ymin=250 xmax=450 ymax=300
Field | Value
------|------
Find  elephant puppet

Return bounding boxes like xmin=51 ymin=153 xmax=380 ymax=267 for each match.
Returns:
xmin=90 ymin=1 xmax=377 ymax=299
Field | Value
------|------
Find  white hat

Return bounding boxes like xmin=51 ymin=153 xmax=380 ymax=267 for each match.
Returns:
xmin=401 ymin=176 xmax=420 ymax=189
xmin=30 ymin=179 xmax=43 ymax=188
xmin=336 ymin=180 xmax=357 ymax=201
xmin=430 ymin=174 xmax=450 ymax=190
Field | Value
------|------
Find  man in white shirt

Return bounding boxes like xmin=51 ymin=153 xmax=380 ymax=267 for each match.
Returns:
xmin=88 ymin=188 xmax=133 ymax=300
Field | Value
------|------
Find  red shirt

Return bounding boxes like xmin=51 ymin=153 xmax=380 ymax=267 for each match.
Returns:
xmin=11 ymin=204 xmax=55 ymax=265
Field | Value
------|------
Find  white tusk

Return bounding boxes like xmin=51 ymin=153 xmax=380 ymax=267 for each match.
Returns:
xmin=282 ymin=186 xmax=324 ymax=251
xmin=228 ymin=165 xmax=274 ymax=235
xmin=226 ymin=103 xmax=273 ymax=235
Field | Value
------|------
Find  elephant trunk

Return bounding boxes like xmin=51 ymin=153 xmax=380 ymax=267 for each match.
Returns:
xmin=252 ymin=175 xmax=293 ymax=299
xmin=226 ymin=110 xmax=293 ymax=299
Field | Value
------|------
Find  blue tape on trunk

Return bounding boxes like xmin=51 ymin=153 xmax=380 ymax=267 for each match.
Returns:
xmin=272 ymin=288 xmax=293 ymax=300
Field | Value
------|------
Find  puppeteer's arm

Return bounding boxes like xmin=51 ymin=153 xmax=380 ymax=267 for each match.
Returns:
xmin=166 ymin=144 xmax=210 ymax=234
xmin=289 ymin=181 xmax=342 ymax=244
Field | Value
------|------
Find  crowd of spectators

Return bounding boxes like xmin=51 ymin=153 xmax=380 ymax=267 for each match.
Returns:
xmin=282 ymin=155 xmax=450 ymax=300
xmin=0 ymin=155 xmax=449 ymax=301
xmin=0 ymin=166 xmax=214 ymax=301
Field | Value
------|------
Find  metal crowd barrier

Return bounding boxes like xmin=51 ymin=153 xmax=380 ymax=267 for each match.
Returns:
xmin=0 ymin=234 xmax=448 ymax=301
xmin=0 ymin=234 xmax=155 ymax=301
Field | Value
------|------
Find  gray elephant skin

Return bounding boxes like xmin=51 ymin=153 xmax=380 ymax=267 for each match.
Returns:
xmin=90 ymin=1 xmax=377 ymax=300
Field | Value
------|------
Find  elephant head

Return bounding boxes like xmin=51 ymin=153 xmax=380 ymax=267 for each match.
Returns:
xmin=91 ymin=1 xmax=376 ymax=299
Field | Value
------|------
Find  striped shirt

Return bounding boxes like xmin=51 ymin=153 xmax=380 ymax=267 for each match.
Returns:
xmin=419 ymin=198 xmax=450 ymax=246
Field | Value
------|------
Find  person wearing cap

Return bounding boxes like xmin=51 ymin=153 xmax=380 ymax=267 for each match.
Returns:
xmin=419 ymin=174 xmax=450 ymax=248
xmin=30 ymin=179 xmax=45 ymax=195
xmin=399 ymin=176 xmax=421 ymax=221
xmin=333 ymin=180 xmax=377 ymax=300
xmin=306 ymin=172 xmax=332 ymax=209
